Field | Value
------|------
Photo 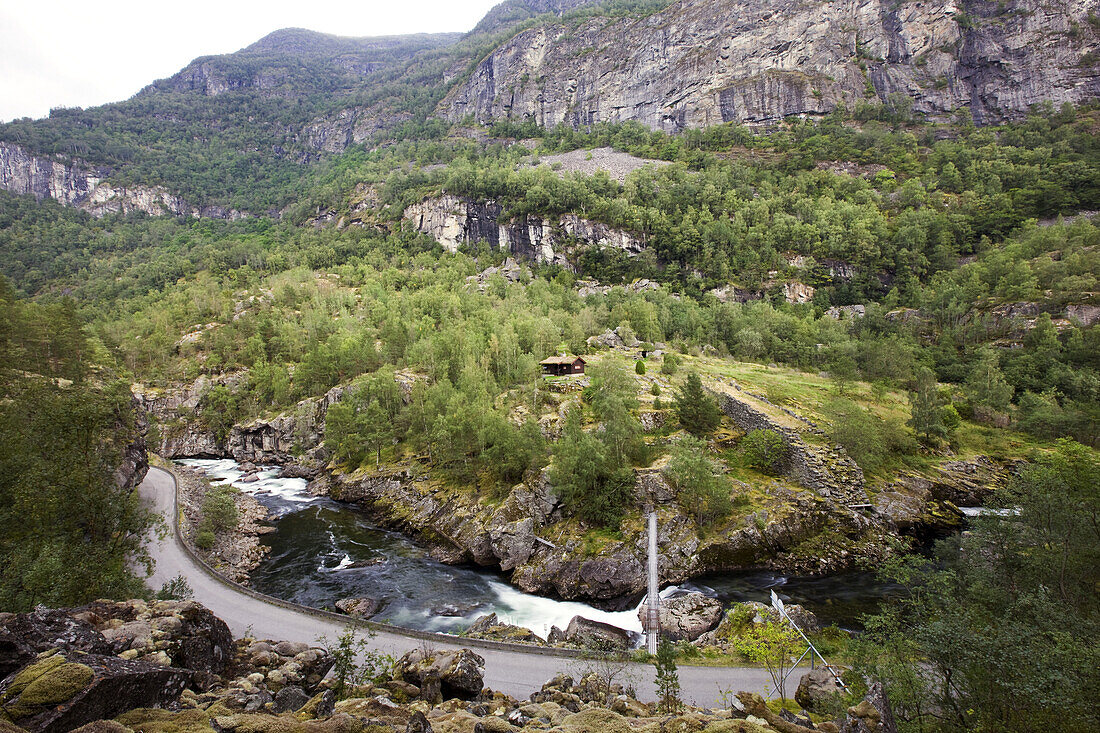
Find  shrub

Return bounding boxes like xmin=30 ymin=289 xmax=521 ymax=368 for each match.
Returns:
xmin=635 ymin=360 xmax=646 ymax=374
xmin=202 ymin=486 xmax=238 ymax=532
xmin=740 ymin=429 xmax=787 ymax=474
xmin=195 ymin=530 xmax=215 ymax=550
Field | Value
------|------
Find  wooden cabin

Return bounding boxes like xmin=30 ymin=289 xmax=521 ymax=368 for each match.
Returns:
xmin=540 ymin=355 xmax=586 ymax=376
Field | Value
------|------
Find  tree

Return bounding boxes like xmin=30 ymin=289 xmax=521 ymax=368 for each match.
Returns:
xmin=964 ymin=348 xmax=1013 ymax=416
xmin=201 ymin=486 xmax=239 ymax=532
xmin=733 ymin=616 xmax=804 ymax=703
xmin=740 ymin=429 xmax=787 ymax=474
xmin=664 ymin=437 xmax=731 ymax=525
xmin=654 ymin=637 xmax=682 ymax=714
xmin=855 ymin=440 xmax=1100 ymax=731
xmin=674 ymin=372 xmax=721 ymax=437
xmin=549 ymin=407 xmax=634 ymax=527
xmin=0 ymin=379 xmax=158 ymax=611
xmin=907 ymin=367 xmax=959 ymax=446
xmin=318 ymin=627 xmax=394 ymax=699
xmin=635 ymin=359 xmax=646 ymax=375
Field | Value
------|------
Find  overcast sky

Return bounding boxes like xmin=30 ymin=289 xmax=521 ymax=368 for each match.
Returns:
xmin=0 ymin=0 xmax=502 ymax=122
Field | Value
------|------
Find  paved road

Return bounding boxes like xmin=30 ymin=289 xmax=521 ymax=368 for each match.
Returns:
xmin=141 ymin=466 xmax=770 ymax=705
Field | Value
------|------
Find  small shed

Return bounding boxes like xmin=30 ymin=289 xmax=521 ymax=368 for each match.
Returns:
xmin=540 ymin=355 xmax=586 ymax=376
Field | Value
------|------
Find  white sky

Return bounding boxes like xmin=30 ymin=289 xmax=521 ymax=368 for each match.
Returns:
xmin=0 ymin=0 xmax=502 ymax=122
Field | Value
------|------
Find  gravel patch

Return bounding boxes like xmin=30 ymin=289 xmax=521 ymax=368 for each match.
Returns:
xmin=531 ymin=146 xmax=672 ymax=184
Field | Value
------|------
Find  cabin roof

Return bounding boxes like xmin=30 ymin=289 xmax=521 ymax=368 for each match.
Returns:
xmin=540 ymin=355 xmax=585 ymax=365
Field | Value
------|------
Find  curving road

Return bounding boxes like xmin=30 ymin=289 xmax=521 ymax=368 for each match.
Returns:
xmin=140 ymin=466 xmax=770 ymax=705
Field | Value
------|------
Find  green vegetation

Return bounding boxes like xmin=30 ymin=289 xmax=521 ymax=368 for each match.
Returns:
xmin=732 ymin=616 xmax=804 ymax=703
xmin=0 ymin=279 xmax=158 ymax=611
xmin=318 ymin=627 xmax=395 ymax=699
xmin=855 ymin=440 xmax=1100 ymax=731
xmin=653 ymin=637 xmax=682 ymax=714
xmin=663 ymin=437 xmax=731 ymax=526
xmin=674 ymin=372 xmax=721 ymax=437
xmin=739 ymin=429 xmax=787 ymax=474
xmin=550 ymin=362 xmax=645 ymax=526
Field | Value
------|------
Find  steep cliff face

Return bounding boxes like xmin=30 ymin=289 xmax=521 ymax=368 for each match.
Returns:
xmin=441 ymin=0 xmax=1100 ymax=130
xmin=0 ymin=142 xmax=245 ymax=219
xmin=403 ymin=194 xmax=645 ymax=266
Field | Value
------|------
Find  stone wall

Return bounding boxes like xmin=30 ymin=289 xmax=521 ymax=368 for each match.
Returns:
xmin=710 ymin=386 xmax=869 ymax=507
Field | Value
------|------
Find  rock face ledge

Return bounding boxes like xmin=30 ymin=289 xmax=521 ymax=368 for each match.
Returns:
xmin=441 ymin=0 xmax=1100 ymax=130
xmin=0 ymin=142 xmax=245 ymax=219
xmin=403 ymin=194 xmax=645 ymax=267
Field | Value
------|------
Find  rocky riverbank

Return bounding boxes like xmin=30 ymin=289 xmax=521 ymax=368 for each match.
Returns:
xmin=0 ymin=600 xmax=897 ymax=733
xmin=139 ymin=370 xmax=1016 ymax=607
xmin=173 ymin=462 xmax=274 ymax=585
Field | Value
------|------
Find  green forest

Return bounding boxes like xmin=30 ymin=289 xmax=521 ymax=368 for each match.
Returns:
xmin=0 ymin=5 xmax=1098 ymax=726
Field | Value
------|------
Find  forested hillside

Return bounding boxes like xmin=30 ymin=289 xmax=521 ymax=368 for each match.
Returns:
xmin=0 ymin=1 xmax=1097 ymax=729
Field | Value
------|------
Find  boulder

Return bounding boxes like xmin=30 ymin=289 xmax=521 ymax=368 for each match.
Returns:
xmin=273 ymin=685 xmax=310 ymax=713
xmin=562 ymin=616 xmax=633 ymax=652
xmin=795 ymin=667 xmax=844 ymax=711
xmin=0 ymin=609 xmax=111 ymax=678
xmin=334 ymin=597 xmax=382 ymax=618
xmin=464 ymin=614 xmax=545 ymax=645
xmin=396 ymin=648 xmax=486 ymax=701
xmin=0 ymin=650 xmax=188 ymax=733
xmin=838 ymin=682 xmax=897 ymax=733
xmin=79 ymin=599 xmax=234 ymax=676
xmin=637 ymin=592 xmax=723 ymax=642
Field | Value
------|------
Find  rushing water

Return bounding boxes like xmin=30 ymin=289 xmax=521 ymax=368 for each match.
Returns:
xmin=178 ymin=459 xmax=902 ymax=637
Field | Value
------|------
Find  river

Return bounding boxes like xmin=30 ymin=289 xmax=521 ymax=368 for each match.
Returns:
xmin=179 ymin=459 xmax=902 ymax=639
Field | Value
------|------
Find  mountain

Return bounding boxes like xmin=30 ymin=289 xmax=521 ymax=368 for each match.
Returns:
xmin=0 ymin=0 xmax=1096 ymax=217
xmin=443 ymin=0 xmax=1100 ymax=130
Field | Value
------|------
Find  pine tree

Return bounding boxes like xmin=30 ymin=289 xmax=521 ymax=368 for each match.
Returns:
xmin=654 ymin=637 xmax=682 ymax=714
xmin=674 ymin=372 xmax=721 ymax=437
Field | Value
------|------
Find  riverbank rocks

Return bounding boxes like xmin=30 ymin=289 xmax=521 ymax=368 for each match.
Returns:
xmin=637 ymin=591 xmax=723 ymax=642
xmin=0 ymin=650 xmax=188 ymax=732
xmin=334 ymin=598 xmax=382 ymax=619
xmin=465 ymin=614 xmax=546 ymax=646
xmin=396 ymin=648 xmax=486 ymax=702
xmin=562 ymin=617 xmax=634 ymax=652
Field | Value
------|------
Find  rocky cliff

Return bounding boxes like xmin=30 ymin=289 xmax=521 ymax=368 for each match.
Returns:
xmin=404 ymin=194 xmax=645 ymax=266
xmin=441 ymin=0 xmax=1100 ymax=129
xmin=0 ymin=142 xmax=245 ymax=219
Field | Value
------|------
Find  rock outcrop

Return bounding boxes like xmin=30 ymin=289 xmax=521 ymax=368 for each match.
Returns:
xmin=441 ymin=0 xmax=1100 ymax=130
xmin=395 ymin=648 xmax=486 ymax=702
xmin=403 ymin=195 xmax=645 ymax=266
xmin=795 ymin=667 xmax=845 ymax=712
xmin=0 ymin=649 xmax=189 ymax=733
xmin=465 ymin=614 xmax=546 ymax=645
xmin=562 ymin=616 xmax=636 ymax=652
xmin=638 ymin=591 xmax=723 ymax=642
xmin=0 ymin=142 xmax=245 ymax=219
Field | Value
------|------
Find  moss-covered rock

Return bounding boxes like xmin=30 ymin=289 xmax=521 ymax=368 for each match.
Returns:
xmin=0 ymin=653 xmax=94 ymax=722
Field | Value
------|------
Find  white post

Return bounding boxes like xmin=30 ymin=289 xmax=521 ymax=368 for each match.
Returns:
xmin=647 ymin=510 xmax=659 ymax=655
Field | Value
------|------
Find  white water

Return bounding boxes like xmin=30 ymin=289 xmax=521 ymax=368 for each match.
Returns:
xmin=959 ymin=506 xmax=1018 ymax=517
xmin=178 ymin=458 xmax=663 ymax=641
xmin=178 ymin=458 xmax=318 ymax=516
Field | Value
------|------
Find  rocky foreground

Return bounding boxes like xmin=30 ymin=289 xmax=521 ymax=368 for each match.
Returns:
xmin=0 ymin=600 xmax=894 ymax=733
